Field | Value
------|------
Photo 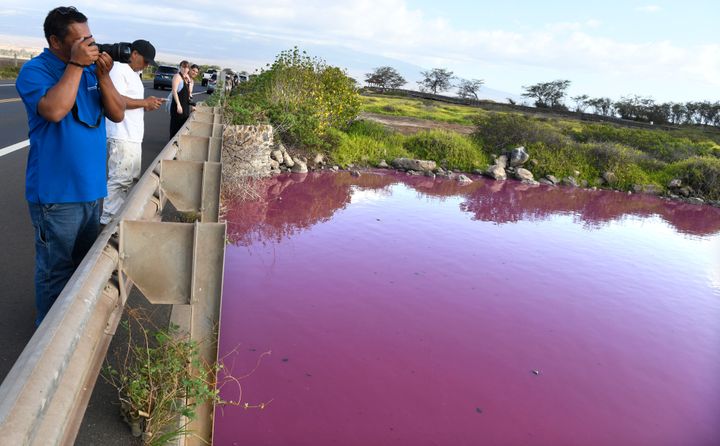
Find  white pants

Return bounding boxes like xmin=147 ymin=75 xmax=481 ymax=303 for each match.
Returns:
xmin=101 ymin=138 xmax=142 ymax=225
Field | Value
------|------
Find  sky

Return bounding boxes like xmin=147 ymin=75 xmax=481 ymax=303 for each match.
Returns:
xmin=1 ymin=0 xmax=718 ymax=103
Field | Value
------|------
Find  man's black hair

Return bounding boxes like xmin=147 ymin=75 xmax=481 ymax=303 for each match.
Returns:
xmin=190 ymin=64 xmax=199 ymax=70
xmin=43 ymin=6 xmax=87 ymax=45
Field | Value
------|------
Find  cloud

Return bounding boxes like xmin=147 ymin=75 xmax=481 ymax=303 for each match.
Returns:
xmin=1 ymin=0 xmax=717 ymax=100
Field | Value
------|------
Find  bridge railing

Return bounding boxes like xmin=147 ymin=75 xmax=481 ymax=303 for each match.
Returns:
xmin=0 ymin=106 xmax=226 ymax=446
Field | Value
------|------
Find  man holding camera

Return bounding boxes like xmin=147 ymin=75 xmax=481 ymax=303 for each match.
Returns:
xmin=15 ymin=6 xmax=125 ymax=326
xmin=101 ymin=40 xmax=164 ymax=225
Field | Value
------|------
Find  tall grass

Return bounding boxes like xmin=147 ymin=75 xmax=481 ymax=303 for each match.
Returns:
xmin=403 ymin=130 xmax=489 ymax=171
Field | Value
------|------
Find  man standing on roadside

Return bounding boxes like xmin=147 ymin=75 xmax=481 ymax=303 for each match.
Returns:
xmin=101 ymin=40 xmax=164 ymax=225
xmin=15 ymin=6 xmax=125 ymax=326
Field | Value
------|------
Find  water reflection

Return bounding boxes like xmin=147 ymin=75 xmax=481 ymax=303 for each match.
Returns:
xmin=224 ymin=171 xmax=720 ymax=245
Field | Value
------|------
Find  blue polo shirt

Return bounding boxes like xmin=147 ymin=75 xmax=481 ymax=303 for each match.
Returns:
xmin=16 ymin=48 xmax=107 ymax=204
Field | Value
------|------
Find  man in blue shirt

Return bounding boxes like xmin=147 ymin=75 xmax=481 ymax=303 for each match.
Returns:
xmin=16 ymin=6 xmax=126 ymax=326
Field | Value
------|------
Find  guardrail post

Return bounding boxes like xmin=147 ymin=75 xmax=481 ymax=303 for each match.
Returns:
xmin=160 ymin=160 xmax=221 ymax=222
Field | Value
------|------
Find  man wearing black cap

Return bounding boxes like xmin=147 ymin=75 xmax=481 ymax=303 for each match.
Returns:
xmin=102 ymin=39 xmax=165 ymax=225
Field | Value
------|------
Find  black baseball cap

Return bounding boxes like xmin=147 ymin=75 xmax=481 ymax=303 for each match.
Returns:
xmin=131 ymin=39 xmax=157 ymax=66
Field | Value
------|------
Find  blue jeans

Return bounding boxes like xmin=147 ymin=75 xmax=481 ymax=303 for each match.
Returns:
xmin=28 ymin=200 xmax=100 ymax=326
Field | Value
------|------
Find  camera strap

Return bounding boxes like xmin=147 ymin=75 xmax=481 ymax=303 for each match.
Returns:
xmin=71 ymin=102 xmax=104 ymax=128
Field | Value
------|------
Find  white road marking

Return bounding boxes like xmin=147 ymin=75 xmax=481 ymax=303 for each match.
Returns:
xmin=0 ymin=84 xmax=16 ymax=87
xmin=0 ymin=139 xmax=29 ymax=158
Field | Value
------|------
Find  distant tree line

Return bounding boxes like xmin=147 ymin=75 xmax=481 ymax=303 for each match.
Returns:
xmin=522 ymin=79 xmax=720 ymax=126
xmin=365 ymin=67 xmax=719 ymax=127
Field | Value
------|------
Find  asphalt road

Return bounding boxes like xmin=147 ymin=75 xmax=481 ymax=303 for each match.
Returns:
xmin=0 ymin=78 xmax=209 ymax=444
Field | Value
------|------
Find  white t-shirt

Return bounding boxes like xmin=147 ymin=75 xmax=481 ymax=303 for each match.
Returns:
xmin=106 ymin=63 xmax=145 ymax=143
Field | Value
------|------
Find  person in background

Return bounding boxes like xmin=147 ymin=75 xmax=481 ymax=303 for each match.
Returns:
xmin=169 ymin=60 xmax=190 ymax=138
xmin=101 ymin=40 xmax=165 ymax=226
xmin=188 ymin=63 xmax=199 ymax=110
xmin=15 ymin=6 xmax=125 ymax=326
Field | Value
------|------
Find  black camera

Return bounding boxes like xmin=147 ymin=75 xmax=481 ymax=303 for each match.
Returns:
xmin=92 ymin=42 xmax=132 ymax=64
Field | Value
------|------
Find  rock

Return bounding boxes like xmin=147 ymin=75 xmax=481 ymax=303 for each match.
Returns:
xmin=573 ymin=170 xmax=580 ymax=177
xmin=457 ymin=174 xmax=473 ymax=184
xmin=486 ymin=164 xmax=507 ymax=181
xmin=514 ymin=168 xmax=534 ymax=182
xmin=495 ymin=155 xmax=509 ymax=169
xmin=538 ymin=178 xmax=555 ymax=186
xmin=642 ymin=184 xmax=661 ymax=195
xmin=424 ymin=170 xmax=436 ymax=178
xmin=473 ymin=169 xmax=485 ymax=176
xmin=602 ymin=171 xmax=617 ymax=186
xmin=350 ymin=170 xmax=361 ymax=177
xmin=679 ymin=186 xmax=693 ymax=197
xmin=509 ymin=146 xmax=530 ymax=167
xmin=687 ymin=197 xmax=705 ymax=205
xmin=406 ymin=170 xmax=422 ymax=176
xmin=521 ymin=179 xmax=540 ymax=186
xmin=545 ymin=175 xmax=558 ymax=185
xmin=668 ymin=178 xmax=682 ymax=189
xmin=291 ymin=157 xmax=308 ymax=173
xmin=269 ymin=159 xmax=280 ymax=171
xmin=530 ymin=159 xmax=539 ymax=167
xmin=312 ymin=153 xmax=325 ymax=166
xmin=378 ymin=159 xmax=389 ymax=168
xmin=283 ymin=154 xmax=295 ymax=168
xmin=392 ymin=158 xmax=437 ymax=172
xmin=270 ymin=150 xmax=284 ymax=164
xmin=331 ymin=165 xmax=339 ymax=171
xmin=562 ymin=176 xmax=579 ymax=187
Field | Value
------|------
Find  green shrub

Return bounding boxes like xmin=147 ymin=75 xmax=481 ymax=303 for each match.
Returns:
xmin=566 ymin=123 xmax=720 ymax=162
xmin=403 ymin=130 xmax=489 ymax=171
xmin=473 ymin=113 xmax=570 ymax=154
xmin=328 ymin=126 xmax=408 ymax=167
xmin=668 ymin=157 xmax=720 ymax=200
xmin=225 ymin=47 xmax=360 ymax=148
xmin=0 ymin=65 xmax=20 ymax=79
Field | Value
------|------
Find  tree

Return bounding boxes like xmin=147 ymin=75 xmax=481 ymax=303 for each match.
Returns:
xmin=365 ymin=66 xmax=406 ymax=91
xmin=457 ymin=79 xmax=484 ymax=100
xmin=571 ymin=94 xmax=590 ymax=113
xmin=586 ymin=97 xmax=614 ymax=117
xmin=521 ymin=80 xmax=571 ymax=109
xmin=669 ymin=103 xmax=687 ymax=125
xmin=417 ymin=68 xmax=455 ymax=94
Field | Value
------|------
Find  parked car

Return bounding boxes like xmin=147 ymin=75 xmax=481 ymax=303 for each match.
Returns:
xmin=206 ymin=73 xmax=217 ymax=94
xmin=153 ymin=65 xmax=178 ymax=90
xmin=202 ymin=69 xmax=217 ymax=87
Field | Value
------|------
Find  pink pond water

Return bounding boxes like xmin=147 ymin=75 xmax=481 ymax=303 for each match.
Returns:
xmin=213 ymin=171 xmax=720 ymax=446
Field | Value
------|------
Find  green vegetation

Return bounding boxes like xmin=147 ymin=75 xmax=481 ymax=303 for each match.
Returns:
xmin=360 ymin=95 xmax=481 ymax=125
xmin=222 ymin=55 xmax=718 ymax=202
xmin=326 ymin=120 xmax=487 ymax=171
xmin=403 ymin=130 xmax=489 ymax=171
xmin=103 ymin=313 xmax=220 ymax=445
xmin=326 ymin=120 xmax=408 ymax=167
xmin=225 ymin=47 xmax=360 ymax=148
xmin=473 ymin=111 xmax=720 ymax=198
xmin=0 ymin=65 xmax=20 ymax=79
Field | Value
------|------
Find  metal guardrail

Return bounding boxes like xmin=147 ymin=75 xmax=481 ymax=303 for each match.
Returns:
xmin=0 ymin=106 xmax=227 ymax=446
